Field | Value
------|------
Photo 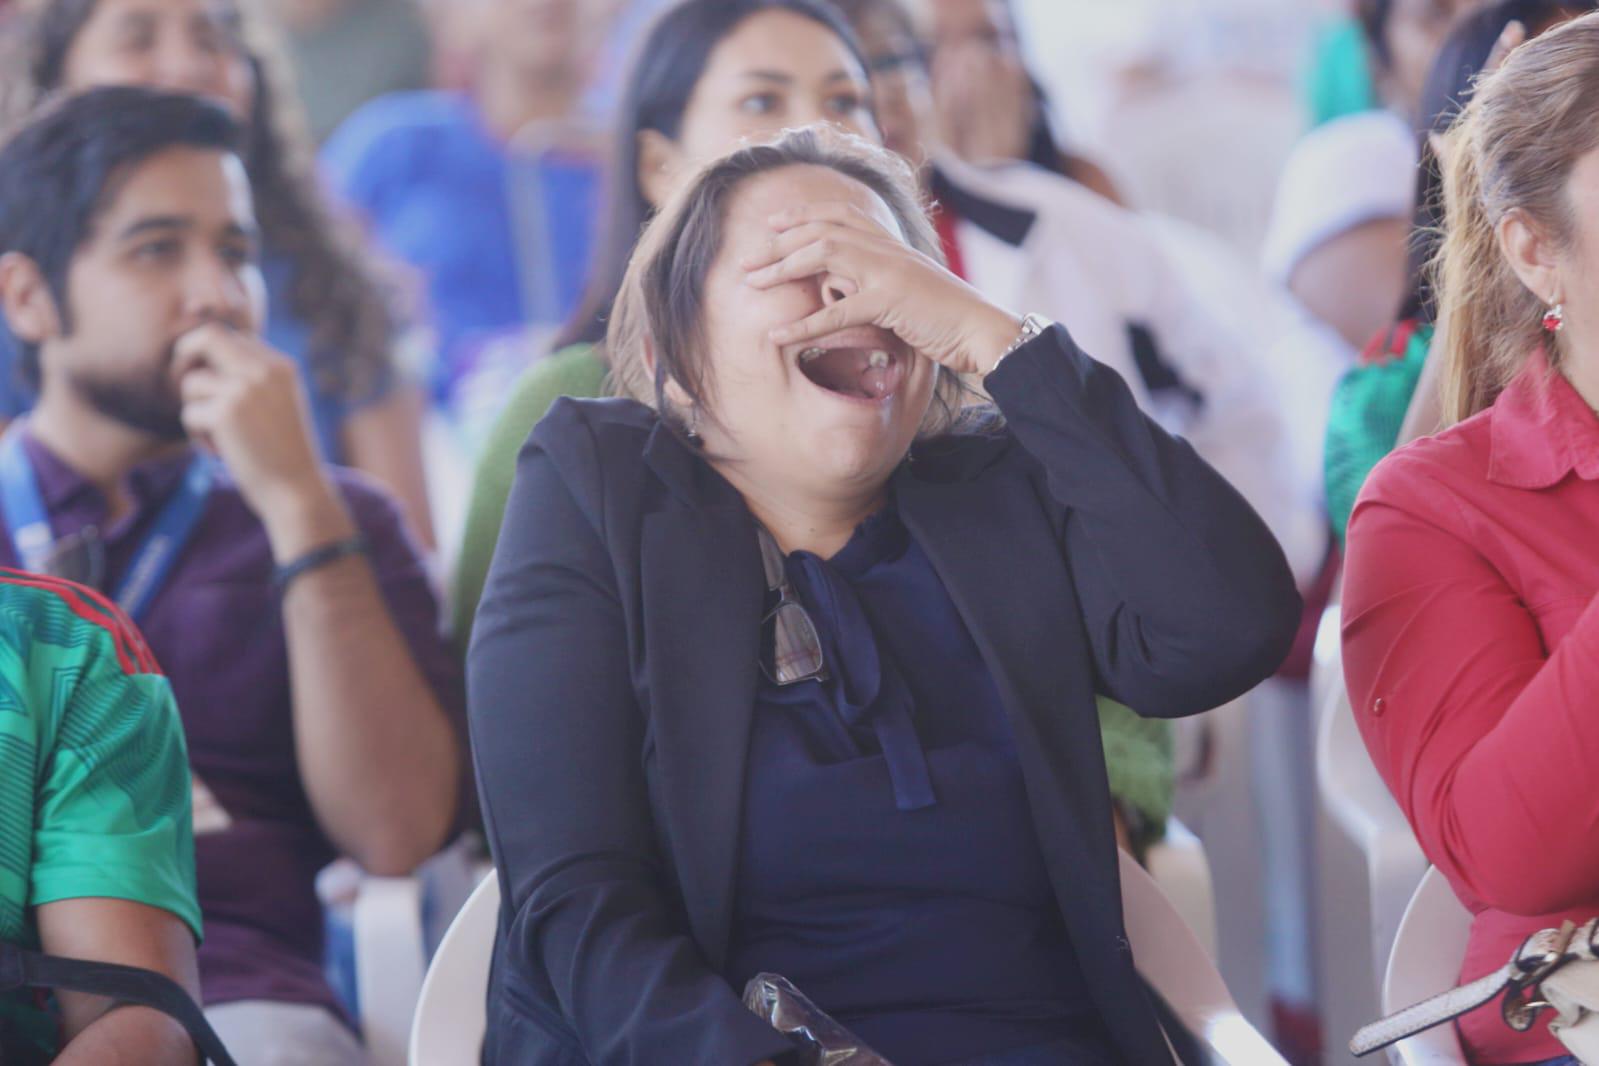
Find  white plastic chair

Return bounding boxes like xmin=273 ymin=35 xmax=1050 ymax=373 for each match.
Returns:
xmin=1310 ymin=601 xmax=1345 ymax=724
xmin=355 ymin=876 xmax=428 ymax=1066
xmin=504 ymin=117 xmax=606 ymax=326
xmin=1146 ymin=817 xmax=1218 ymax=960
xmin=1313 ymin=605 xmax=1429 ymax=1064
xmin=414 ymin=857 xmax=1248 ymax=1065
xmin=1119 ymin=848 xmax=1289 ymax=1064
xmin=1380 ymin=867 xmax=1472 ymax=1065
xmin=315 ymin=842 xmax=487 ymax=1066
xmin=409 ymin=871 xmax=501 ymax=1065
xmin=1172 ymin=693 xmax=1271 ymax=1024
xmin=1317 ymin=650 xmax=1430 ymax=970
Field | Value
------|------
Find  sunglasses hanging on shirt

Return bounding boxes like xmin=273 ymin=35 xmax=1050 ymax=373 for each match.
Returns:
xmin=756 ymin=526 xmax=829 ymax=687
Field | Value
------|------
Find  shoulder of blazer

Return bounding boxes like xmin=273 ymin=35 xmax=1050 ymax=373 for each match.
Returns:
xmin=523 ymin=396 xmax=652 ymax=531
xmin=902 ymin=418 xmax=1025 ymax=485
xmin=530 ymin=394 xmax=749 ymax=518
xmin=531 ymin=393 xmax=1029 ymax=514
xmin=532 ymin=394 xmax=656 ymax=462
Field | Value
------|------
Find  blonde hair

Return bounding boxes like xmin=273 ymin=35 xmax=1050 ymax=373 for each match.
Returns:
xmin=1434 ymin=11 xmax=1599 ymax=424
xmin=607 ymin=125 xmax=983 ymax=439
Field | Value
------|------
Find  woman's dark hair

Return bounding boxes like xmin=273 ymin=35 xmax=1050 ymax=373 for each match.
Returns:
xmin=1400 ymin=0 xmax=1594 ymax=321
xmin=0 ymin=87 xmax=240 ymax=381
xmin=551 ymin=0 xmax=870 ymax=354
xmin=19 ymin=0 xmax=398 ymax=402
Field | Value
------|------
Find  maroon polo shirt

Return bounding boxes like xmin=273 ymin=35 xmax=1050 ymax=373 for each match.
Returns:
xmin=0 ymin=429 xmax=465 ymax=1019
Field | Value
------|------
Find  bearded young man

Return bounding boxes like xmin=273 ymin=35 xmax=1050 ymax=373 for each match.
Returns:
xmin=0 ymin=86 xmax=464 ymax=1065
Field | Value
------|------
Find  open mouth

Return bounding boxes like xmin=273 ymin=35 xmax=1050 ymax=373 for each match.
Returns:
xmin=796 ymin=340 xmax=906 ymax=402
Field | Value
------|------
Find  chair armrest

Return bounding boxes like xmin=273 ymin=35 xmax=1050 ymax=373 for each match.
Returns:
xmin=354 ymin=875 xmax=426 ymax=1066
xmin=1315 ymin=676 xmax=1428 ymax=983
xmin=1145 ymin=819 xmax=1218 ymax=960
xmin=1316 ymin=679 xmax=1410 ymax=850
xmin=1120 ymin=850 xmax=1288 ymax=1066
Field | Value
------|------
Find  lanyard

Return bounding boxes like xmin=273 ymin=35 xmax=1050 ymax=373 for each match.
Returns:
xmin=0 ymin=427 xmax=215 ymax=622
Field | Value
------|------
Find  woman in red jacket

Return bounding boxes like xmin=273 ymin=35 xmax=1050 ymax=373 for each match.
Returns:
xmin=1343 ymin=11 xmax=1599 ymax=1064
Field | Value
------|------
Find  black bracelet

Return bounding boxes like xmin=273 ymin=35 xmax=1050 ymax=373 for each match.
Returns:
xmin=273 ymin=534 xmax=370 ymax=593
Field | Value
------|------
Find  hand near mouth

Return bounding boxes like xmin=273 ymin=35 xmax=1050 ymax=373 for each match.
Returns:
xmin=742 ymin=199 xmax=1023 ymax=377
xmin=172 ymin=324 xmax=344 ymax=551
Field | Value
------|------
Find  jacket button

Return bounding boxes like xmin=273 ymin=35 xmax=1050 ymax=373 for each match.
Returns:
xmin=1372 ymin=697 xmax=1386 ymax=717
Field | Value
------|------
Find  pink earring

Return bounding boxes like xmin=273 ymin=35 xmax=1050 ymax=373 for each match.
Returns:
xmin=1543 ymin=302 xmax=1566 ymax=333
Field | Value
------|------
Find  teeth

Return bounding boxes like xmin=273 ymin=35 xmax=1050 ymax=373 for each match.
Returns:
xmin=799 ymin=348 xmax=825 ymax=363
xmin=868 ymin=350 xmax=889 ymax=369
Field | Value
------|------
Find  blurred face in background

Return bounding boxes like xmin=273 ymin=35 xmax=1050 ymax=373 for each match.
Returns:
xmin=60 ymin=0 xmax=254 ymax=119
xmin=271 ymin=0 xmax=348 ymax=32
xmin=911 ymin=0 xmax=1037 ymax=163
xmin=638 ymin=9 xmax=877 ymax=208
xmin=487 ymin=0 xmax=582 ymax=82
xmin=848 ymin=3 xmax=938 ymax=166
xmin=1377 ymin=0 xmax=1484 ymax=118
xmin=922 ymin=0 xmax=1016 ymax=54
xmin=429 ymin=0 xmax=622 ymax=89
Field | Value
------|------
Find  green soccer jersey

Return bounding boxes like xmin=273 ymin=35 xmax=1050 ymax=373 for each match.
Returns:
xmin=0 ymin=569 xmax=200 ymax=1057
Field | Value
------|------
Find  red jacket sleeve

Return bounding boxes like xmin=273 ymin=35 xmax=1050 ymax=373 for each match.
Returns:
xmin=1342 ymin=451 xmax=1599 ymax=917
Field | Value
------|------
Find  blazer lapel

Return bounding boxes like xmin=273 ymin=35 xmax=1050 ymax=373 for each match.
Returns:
xmin=895 ymin=466 xmax=1122 ymax=915
xmin=639 ymin=501 xmax=763 ymax=971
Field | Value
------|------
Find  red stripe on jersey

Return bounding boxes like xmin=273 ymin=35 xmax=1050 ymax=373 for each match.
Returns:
xmin=0 ymin=569 xmax=149 ymax=674
xmin=17 ymin=572 xmax=159 ymax=675
xmin=1357 ymin=318 xmax=1421 ymax=367
xmin=0 ymin=568 xmax=163 ymax=675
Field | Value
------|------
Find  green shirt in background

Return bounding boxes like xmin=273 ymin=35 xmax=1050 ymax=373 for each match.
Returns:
xmin=452 ymin=344 xmax=609 ymax=646
xmin=449 ymin=344 xmax=1173 ymax=848
xmin=0 ymin=571 xmax=199 ymax=1057
xmin=1324 ymin=322 xmax=1433 ymax=545
xmin=1304 ymin=17 xmax=1380 ymax=128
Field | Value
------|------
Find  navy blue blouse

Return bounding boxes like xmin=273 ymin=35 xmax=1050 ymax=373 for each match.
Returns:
xmin=724 ymin=505 xmax=1119 ymax=1066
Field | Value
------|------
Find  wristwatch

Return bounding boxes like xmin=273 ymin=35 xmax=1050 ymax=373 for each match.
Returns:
xmin=987 ymin=312 xmax=1053 ymax=375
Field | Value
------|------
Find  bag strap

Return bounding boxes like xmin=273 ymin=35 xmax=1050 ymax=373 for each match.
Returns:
xmin=1350 ymin=960 xmax=1518 ymax=1055
xmin=1350 ymin=922 xmax=1579 ymax=1057
xmin=0 ymin=941 xmax=237 ymax=1066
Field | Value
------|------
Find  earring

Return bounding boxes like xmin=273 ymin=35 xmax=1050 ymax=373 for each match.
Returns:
xmin=1543 ymin=301 xmax=1566 ymax=333
xmin=684 ymin=405 xmax=701 ymax=440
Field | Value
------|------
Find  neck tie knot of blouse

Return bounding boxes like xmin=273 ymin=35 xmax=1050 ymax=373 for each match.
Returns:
xmin=779 ymin=512 xmax=937 ymax=813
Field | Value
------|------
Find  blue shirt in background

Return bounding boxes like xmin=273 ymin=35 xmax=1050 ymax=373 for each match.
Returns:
xmin=320 ymin=91 xmax=600 ymax=407
xmin=0 ymin=252 xmax=378 ymax=464
xmin=727 ymin=505 xmax=1118 ymax=1066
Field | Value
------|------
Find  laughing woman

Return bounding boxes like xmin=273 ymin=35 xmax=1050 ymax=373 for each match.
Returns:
xmin=468 ymin=128 xmax=1300 ymax=1066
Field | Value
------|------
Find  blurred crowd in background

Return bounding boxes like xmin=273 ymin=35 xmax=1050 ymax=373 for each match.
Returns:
xmin=0 ymin=0 xmax=1552 ymax=1062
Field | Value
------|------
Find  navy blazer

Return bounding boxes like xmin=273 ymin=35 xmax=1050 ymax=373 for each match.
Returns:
xmin=468 ymin=324 xmax=1301 ymax=1066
